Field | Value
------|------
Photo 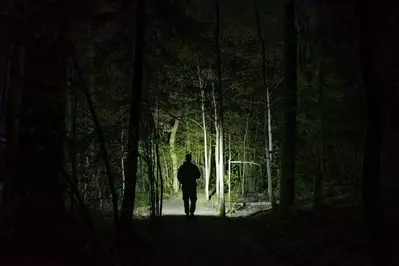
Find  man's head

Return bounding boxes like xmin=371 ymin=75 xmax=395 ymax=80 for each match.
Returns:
xmin=185 ymin=154 xmax=192 ymax=162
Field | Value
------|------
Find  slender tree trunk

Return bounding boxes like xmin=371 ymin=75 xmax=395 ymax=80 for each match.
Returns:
xmin=212 ymin=82 xmax=220 ymax=197
xmin=215 ymin=0 xmax=225 ymax=217
xmin=199 ymin=65 xmax=210 ymax=200
xmin=242 ymin=126 xmax=247 ymax=196
xmin=228 ymin=132 xmax=232 ymax=207
xmin=358 ymin=1 xmax=387 ymax=264
xmin=121 ymin=127 xmax=126 ymax=195
xmin=215 ymin=129 xmax=220 ymax=196
xmin=155 ymin=136 xmax=164 ymax=215
xmin=253 ymin=0 xmax=275 ymax=208
xmin=313 ymin=57 xmax=324 ymax=208
xmin=280 ymin=0 xmax=297 ymax=211
xmin=120 ymin=0 xmax=146 ymax=237
xmin=264 ymin=108 xmax=274 ymax=206
xmin=312 ymin=0 xmax=325 ymax=210
xmin=76 ymin=61 xmax=119 ymax=227
xmin=70 ymin=91 xmax=78 ymax=211
xmin=169 ymin=118 xmax=180 ymax=192
xmin=218 ymin=125 xmax=225 ymax=216
xmin=163 ymin=154 xmax=170 ymax=185
xmin=242 ymin=99 xmax=252 ymax=196
xmin=147 ymin=139 xmax=155 ymax=217
xmin=208 ymin=139 xmax=212 ymax=183
xmin=0 ymin=43 xmax=13 ymax=118
xmin=267 ymin=93 xmax=273 ymax=162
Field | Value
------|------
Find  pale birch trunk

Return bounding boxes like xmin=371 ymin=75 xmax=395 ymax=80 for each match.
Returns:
xmin=218 ymin=124 xmax=225 ymax=216
xmin=198 ymin=64 xmax=210 ymax=200
xmin=264 ymin=108 xmax=274 ymax=205
xmin=170 ymin=119 xmax=180 ymax=192
xmin=212 ymin=82 xmax=220 ymax=197
xmin=215 ymin=0 xmax=225 ymax=217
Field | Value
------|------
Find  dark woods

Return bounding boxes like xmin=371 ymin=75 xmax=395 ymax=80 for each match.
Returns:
xmin=0 ymin=0 xmax=398 ymax=265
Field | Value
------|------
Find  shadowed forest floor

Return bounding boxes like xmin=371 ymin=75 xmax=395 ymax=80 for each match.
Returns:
xmin=125 ymin=201 xmax=391 ymax=266
xmin=3 ymin=200 xmax=397 ymax=266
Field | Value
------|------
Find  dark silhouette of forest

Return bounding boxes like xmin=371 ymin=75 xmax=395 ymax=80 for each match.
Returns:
xmin=0 ymin=0 xmax=398 ymax=265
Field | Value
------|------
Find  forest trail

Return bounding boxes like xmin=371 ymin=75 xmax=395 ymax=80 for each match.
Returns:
xmin=138 ymin=196 xmax=281 ymax=265
xmin=161 ymin=197 xmax=217 ymax=216
xmin=138 ymin=216 xmax=281 ymax=266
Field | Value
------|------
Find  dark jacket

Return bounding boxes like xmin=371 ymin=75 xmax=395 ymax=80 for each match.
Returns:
xmin=177 ymin=161 xmax=201 ymax=189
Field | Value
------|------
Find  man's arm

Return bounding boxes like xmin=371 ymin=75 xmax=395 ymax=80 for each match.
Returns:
xmin=196 ymin=166 xmax=201 ymax=179
xmin=178 ymin=167 xmax=182 ymax=183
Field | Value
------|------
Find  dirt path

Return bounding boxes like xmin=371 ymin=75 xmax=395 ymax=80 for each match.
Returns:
xmin=132 ymin=196 xmax=283 ymax=265
xmin=138 ymin=216 xmax=280 ymax=266
xmin=130 ymin=203 xmax=380 ymax=266
xmin=161 ymin=198 xmax=216 ymax=216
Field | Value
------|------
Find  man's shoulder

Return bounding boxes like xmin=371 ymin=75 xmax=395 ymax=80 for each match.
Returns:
xmin=189 ymin=162 xmax=199 ymax=168
xmin=179 ymin=162 xmax=190 ymax=169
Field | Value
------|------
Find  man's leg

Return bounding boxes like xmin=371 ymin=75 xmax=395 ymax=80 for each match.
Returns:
xmin=182 ymin=188 xmax=189 ymax=216
xmin=189 ymin=190 xmax=197 ymax=215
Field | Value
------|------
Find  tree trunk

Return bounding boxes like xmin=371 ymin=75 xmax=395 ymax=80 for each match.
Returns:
xmin=313 ymin=57 xmax=324 ymax=208
xmin=120 ymin=0 xmax=146 ymax=238
xmin=215 ymin=0 xmax=225 ymax=217
xmin=215 ymin=128 xmax=220 ymax=197
xmin=218 ymin=124 xmax=225 ymax=216
xmin=267 ymin=92 xmax=273 ymax=162
xmin=228 ymin=132 xmax=232 ymax=207
xmin=170 ymin=118 xmax=180 ymax=192
xmin=10 ymin=27 xmax=95 ymax=262
xmin=253 ymin=0 xmax=275 ymax=208
xmin=155 ymin=136 xmax=164 ymax=216
xmin=242 ymin=99 xmax=252 ymax=196
xmin=208 ymin=139 xmax=212 ymax=185
xmin=70 ymin=91 xmax=78 ymax=211
xmin=312 ymin=0 xmax=325 ymax=210
xmin=163 ymin=153 xmax=170 ymax=185
xmin=264 ymin=108 xmax=274 ymax=206
xmin=76 ymin=61 xmax=119 ymax=228
xmin=280 ymin=0 xmax=297 ymax=211
xmin=212 ymin=82 xmax=220 ymax=197
xmin=358 ymin=0 xmax=386 ymax=264
xmin=121 ymin=127 xmax=126 ymax=195
xmin=199 ymin=64 xmax=210 ymax=200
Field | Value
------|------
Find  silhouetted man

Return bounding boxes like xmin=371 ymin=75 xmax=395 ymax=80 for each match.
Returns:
xmin=178 ymin=154 xmax=201 ymax=218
